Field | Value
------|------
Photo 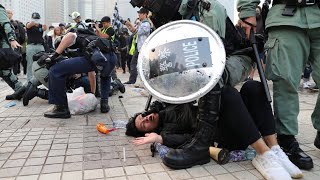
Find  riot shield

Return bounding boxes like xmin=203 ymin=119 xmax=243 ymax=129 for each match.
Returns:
xmin=138 ymin=20 xmax=226 ymax=104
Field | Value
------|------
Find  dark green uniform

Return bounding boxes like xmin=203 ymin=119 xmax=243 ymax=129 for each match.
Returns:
xmin=238 ymin=0 xmax=320 ymax=135
xmin=0 ymin=5 xmax=23 ymax=92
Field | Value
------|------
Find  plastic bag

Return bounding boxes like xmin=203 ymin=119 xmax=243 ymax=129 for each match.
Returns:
xmin=67 ymin=87 xmax=98 ymax=115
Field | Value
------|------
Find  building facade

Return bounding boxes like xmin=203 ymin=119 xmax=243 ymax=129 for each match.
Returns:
xmin=0 ymin=0 xmax=45 ymax=24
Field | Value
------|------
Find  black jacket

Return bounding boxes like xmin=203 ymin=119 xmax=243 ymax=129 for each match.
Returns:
xmin=156 ymin=103 xmax=198 ymax=148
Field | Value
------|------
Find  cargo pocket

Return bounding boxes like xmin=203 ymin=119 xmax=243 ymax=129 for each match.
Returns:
xmin=264 ymin=38 xmax=282 ymax=81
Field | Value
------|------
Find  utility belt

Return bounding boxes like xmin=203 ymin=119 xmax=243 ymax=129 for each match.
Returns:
xmin=273 ymin=0 xmax=320 ymax=16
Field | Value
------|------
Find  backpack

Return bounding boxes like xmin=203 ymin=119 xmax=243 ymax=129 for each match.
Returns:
xmin=11 ymin=20 xmax=26 ymax=44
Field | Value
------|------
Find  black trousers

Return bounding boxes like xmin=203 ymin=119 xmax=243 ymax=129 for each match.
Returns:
xmin=218 ymin=81 xmax=275 ymax=151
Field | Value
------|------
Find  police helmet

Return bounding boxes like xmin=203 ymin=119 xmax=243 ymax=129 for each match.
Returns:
xmin=31 ymin=12 xmax=41 ymax=19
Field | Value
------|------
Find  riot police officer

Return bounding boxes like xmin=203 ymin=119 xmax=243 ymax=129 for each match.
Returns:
xmin=0 ymin=4 xmax=25 ymax=100
xmin=238 ymin=0 xmax=320 ymax=170
xmin=44 ymin=30 xmax=117 ymax=118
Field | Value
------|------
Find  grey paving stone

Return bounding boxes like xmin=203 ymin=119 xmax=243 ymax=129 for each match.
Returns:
xmin=186 ymin=166 xmax=210 ymax=178
xmin=122 ymin=157 xmax=140 ymax=166
xmin=39 ymin=135 xmax=55 ymax=140
xmin=63 ymin=162 xmax=83 ymax=172
xmin=101 ymin=152 xmax=118 ymax=160
xmin=194 ymin=176 xmax=216 ymax=180
xmin=53 ymin=139 xmax=68 ymax=144
xmin=9 ymin=152 xmax=30 ymax=160
xmin=25 ymin=157 xmax=46 ymax=166
xmin=42 ymin=131 xmax=56 ymax=135
xmin=19 ymin=165 xmax=43 ymax=176
xmin=20 ymin=140 xmax=37 ymax=146
xmin=33 ymin=144 xmax=51 ymax=151
xmin=7 ymin=136 xmax=24 ymax=142
xmin=12 ymin=132 xmax=28 ymax=137
xmin=29 ymin=150 xmax=48 ymax=158
xmin=84 ymin=169 xmax=104 ymax=179
xmin=84 ymin=160 xmax=103 ymax=170
xmin=0 ymin=153 xmax=11 ymax=161
xmin=48 ymin=149 xmax=65 ymax=157
xmin=36 ymin=139 xmax=53 ymax=145
xmin=15 ymin=146 xmax=33 ymax=152
xmin=204 ymin=165 xmax=228 ymax=176
xmin=66 ymin=148 xmax=83 ymax=155
xmin=168 ymin=169 xmax=192 ymax=180
xmin=102 ymin=159 xmax=122 ymax=168
xmin=222 ymin=163 xmax=245 ymax=173
xmin=139 ymin=156 xmax=161 ymax=164
xmin=55 ymin=134 xmax=70 ymax=139
xmin=69 ymin=138 xmax=83 ymax=143
xmin=0 ymin=167 xmax=21 ymax=178
xmin=0 ymin=160 xmax=5 ymax=167
xmin=84 ymin=147 xmax=100 ymax=154
xmin=0 ymin=133 xmax=13 ymax=138
xmin=27 ymin=131 xmax=42 ymax=136
xmin=61 ymin=171 xmax=82 ymax=180
xmin=68 ymin=143 xmax=83 ymax=149
xmin=23 ymin=136 xmax=40 ymax=141
xmin=128 ymin=174 xmax=150 ymax=180
xmin=39 ymin=173 xmax=61 ymax=180
xmin=65 ymin=155 xmax=83 ymax=163
xmin=51 ymin=143 xmax=67 ymax=150
xmin=232 ymin=171 xmax=259 ymax=180
xmin=16 ymin=175 xmax=39 ymax=180
xmin=148 ymin=172 xmax=172 ymax=180
xmin=3 ymin=159 xmax=26 ymax=168
xmin=41 ymin=163 xmax=63 ymax=174
xmin=215 ymin=174 xmax=237 ymax=180
xmin=143 ymin=163 xmax=165 ymax=174
xmin=84 ymin=154 xmax=101 ymax=161
xmin=104 ymin=167 xmax=125 ymax=178
xmin=45 ymin=156 xmax=65 ymax=164
xmin=124 ymin=165 xmax=145 ymax=175
xmin=106 ymin=177 xmax=127 ymax=180
xmin=1 ymin=141 xmax=20 ymax=147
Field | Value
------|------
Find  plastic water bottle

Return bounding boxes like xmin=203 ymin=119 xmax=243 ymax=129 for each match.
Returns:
xmin=229 ymin=148 xmax=256 ymax=162
xmin=155 ymin=143 xmax=170 ymax=159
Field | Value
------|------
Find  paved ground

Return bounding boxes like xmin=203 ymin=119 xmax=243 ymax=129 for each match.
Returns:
xmin=1 ymin=70 xmax=320 ymax=180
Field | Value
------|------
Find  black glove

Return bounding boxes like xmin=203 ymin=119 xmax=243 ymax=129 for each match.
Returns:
xmin=142 ymin=101 xmax=165 ymax=117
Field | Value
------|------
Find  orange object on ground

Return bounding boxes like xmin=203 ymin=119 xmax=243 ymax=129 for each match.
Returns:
xmin=96 ymin=123 xmax=117 ymax=134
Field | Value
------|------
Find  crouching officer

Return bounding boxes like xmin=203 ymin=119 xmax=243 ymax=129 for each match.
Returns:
xmin=0 ymin=4 xmax=25 ymax=100
xmin=44 ymin=30 xmax=117 ymax=118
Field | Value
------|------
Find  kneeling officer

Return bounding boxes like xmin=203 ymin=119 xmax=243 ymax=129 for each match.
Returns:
xmin=44 ymin=29 xmax=117 ymax=118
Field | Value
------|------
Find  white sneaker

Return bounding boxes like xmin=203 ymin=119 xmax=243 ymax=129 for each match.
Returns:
xmin=271 ymin=145 xmax=303 ymax=179
xmin=303 ymin=81 xmax=312 ymax=89
xmin=252 ymin=150 xmax=291 ymax=180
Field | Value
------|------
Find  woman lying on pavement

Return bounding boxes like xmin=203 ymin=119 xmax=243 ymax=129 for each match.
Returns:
xmin=126 ymin=80 xmax=303 ymax=180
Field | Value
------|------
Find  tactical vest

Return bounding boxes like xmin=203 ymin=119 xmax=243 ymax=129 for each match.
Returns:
xmin=101 ymin=26 xmax=115 ymax=42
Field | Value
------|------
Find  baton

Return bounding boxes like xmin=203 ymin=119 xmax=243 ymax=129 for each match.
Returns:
xmin=249 ymin=28 xmax=272 ymax=103
xmin=145 ymin=95 xmax=153 ymax=111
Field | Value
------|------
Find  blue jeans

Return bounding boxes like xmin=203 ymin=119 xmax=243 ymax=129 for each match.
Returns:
xmin=48 ymin=53 xmax=117 ymax=105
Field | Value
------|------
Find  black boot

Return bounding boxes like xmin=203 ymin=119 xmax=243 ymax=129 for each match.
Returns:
xmin=44 ymin=105 xmax=71 ymax=119
xmin=163 ymin=85 xmax=221 ymax=169
xmin=5 ymin=86 xmax=26 ymax=100
xmin=23 ymin=83 xmax=49 ymax=106
xmin=278 ymin=135 xmax=314 ymax=170
xmin=37 ymin=89 xmax=49 ymax=100
xmin=114 ymin=78 xmax=125 ymax=93
xmin=101 ymin=99 xmax=110 ymax=113
xmin=314 ymin=131 xmax=320 ymax=149
xmin=23 ymin=83 xmax=37 ymax=106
